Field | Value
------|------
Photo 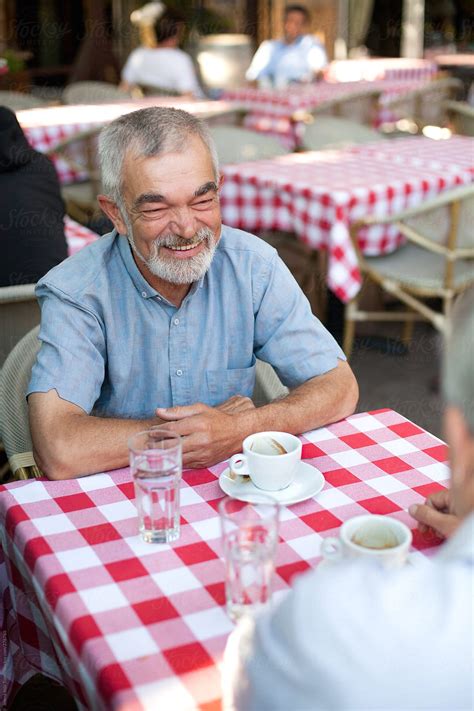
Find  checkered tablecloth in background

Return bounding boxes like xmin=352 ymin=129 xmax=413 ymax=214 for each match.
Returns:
xmin=220 ymin=135 xmax=474 ymax=302
xmin=17 ymin=99 xmax=237 ymax=185
xmin=0 ymin=410 xmax=450 ymax=710
xmin=324 ymin=58 xmax=438 ymax=82
xmin=64 ymin=216 xmax=99 ymax=256
xmin=223 ymin=79 xmax=433 ymax=147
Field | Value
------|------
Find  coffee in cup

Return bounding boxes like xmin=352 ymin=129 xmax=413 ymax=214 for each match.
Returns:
xmin=321 ymin=515 xmax=412 ymax=569
xmin=351 ymin=520 xmax=400 ymax=550
xmin=229 ymin=431 xmax=302 ymax=491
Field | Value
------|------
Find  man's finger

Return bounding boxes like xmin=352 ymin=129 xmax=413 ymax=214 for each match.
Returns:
xmin=426 ymin=489 xmax=451 ymax=512
xmin=409 ymin=503 xmax=458 ymax=539
xmin=156 ymin=403 xmax=208 ymax=420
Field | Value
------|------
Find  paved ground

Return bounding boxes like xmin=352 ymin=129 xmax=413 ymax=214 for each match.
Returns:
xmin=351 ymin=322 xmax=443 ymax=439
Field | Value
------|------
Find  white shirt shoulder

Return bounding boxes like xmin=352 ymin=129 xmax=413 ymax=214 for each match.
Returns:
xmin=121 ymin=46 xmax=200 ymax=95
xmin=225 ymin=516 xmax=474 ymax=711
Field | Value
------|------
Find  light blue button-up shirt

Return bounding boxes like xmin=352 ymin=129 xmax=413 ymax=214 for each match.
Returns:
xmin=245 ymin=35 xmax=328 ymax=87
xmin=28 ymin=227 xmax=344 ymax=418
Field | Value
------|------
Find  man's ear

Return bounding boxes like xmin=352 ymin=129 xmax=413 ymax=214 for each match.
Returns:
xmin=97 ymin=195 xmax=128 ymax=235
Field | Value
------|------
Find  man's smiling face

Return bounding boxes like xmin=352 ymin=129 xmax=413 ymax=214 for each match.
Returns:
xmin=117 ymin=134 xmax=222 ymax=286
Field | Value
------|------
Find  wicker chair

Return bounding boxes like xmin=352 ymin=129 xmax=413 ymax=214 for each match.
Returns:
xmin=0 ymin=326 xmax=42 ymax=480
xmin=382 ymin=77 xmax=463 ymax=130
xmin=62 ymin=81 xmax=131 ymax=104
xmin=209 ymin=125 xmax=288 ymax=163
xmin=45 ymin=127 xmax=103 ymax=223
xmin=444 ymin=100 xmax=474 ymax=137
xmin=136 ymin=84 xmax=182 ymax=97
xmin=253 ymin=360 xmax=289 ymax=406
xmin=0 ymin=90 xmax=47 ymax=110
xmin=301 ymin=115 xmax=385 ymax=151
xmin=0 ymin=284 xmax=40 ymax=367
xmin=344 ymin=184 xmax=474 ymax=357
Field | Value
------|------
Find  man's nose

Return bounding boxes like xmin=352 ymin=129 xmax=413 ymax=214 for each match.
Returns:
xmin=170 ymin=207 xmax=196 ymax=239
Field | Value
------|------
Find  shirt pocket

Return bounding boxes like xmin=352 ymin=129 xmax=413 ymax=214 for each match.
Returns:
xmin=205 ymin=357 xmax=256 ymax=405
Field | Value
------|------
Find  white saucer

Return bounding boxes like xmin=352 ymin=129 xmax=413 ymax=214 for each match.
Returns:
xmin=219 ymin=461 xmax=325 ymax=506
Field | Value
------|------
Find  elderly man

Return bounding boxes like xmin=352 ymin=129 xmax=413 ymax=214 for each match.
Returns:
xmin=28 ymin=107 xmax=357 ymax=480
xmin=245 ymin=4 xmax=328 ymax=88
xmin=224 ymin=289 xmax=474 ymax=711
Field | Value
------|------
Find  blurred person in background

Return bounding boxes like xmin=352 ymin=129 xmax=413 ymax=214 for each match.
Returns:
xmin=0 ymin=107 xmax=67 ymax=287
xmin=246 ymin=4 xmax=327 ymax=88
xmin=121 ymin=5 xmax=202 ymax=98
xmin=224 ymin=289 xmax=474 ymax=711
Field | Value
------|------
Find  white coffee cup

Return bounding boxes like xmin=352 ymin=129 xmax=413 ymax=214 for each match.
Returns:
xmin=320 ymin=515 xmax=412 ymax=569
xmin=229 ymin=431 xmax=302 ymax=491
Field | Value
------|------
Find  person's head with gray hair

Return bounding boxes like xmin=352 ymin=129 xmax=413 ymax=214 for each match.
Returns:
xmin=99 ymin=106 xmax=219 ymax=207
xmin=442 ymin=287 xmax=474 ymax=521
xmin=97 ymin=107 xmax=222 ymax=293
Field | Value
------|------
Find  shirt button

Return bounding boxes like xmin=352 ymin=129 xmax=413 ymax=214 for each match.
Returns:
xmin=176 ymin=369 xmax=183 ymax=376
xmin=173 ymin=318 xmax=180 ymax=326
xmin=141 ymin=291 xmax=147 ymax=298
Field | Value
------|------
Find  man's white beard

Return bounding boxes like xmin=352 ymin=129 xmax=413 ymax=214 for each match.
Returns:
xmin=126 ymin=224 xmax=218 ymax=285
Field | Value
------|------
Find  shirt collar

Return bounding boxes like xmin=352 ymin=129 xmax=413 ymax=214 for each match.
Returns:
xmin=116 ymin=230 xmax=204 ymax=306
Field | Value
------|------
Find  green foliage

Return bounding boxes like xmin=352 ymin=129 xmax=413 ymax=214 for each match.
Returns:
xmin=1 ymin=49 xmax=27 ymax=72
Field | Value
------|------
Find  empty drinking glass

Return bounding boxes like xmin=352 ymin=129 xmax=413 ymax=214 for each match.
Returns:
xmin=129 ymin=428 xmax=182 ymax=543
xmin=219 ymin=495 xmax=279 ymax=622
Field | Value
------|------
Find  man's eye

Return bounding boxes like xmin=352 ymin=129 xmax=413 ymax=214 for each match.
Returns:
xmin=193 ymin=198 xmax=213 ymax=208
xmin=143 ymin=207 xmax=166 ymax=214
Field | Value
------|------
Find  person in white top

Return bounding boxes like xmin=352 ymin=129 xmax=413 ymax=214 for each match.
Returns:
xmin=224 ymin=288 xmax=474 ymax=711
xmin=245 ymin=5 xmax=328 ymax=89
xmin=121 ymin=7 xmax=202 ymax=97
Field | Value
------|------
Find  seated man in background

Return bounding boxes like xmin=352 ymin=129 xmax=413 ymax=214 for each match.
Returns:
xmin=0 ymin=107 xmax=67 ymax=287
xmin=27 ymin=106 xmax=358 ymax=480
xmin=246 ymin=4 xmax=328 ymax=88
xmin=120 ymin=6 xmax=202 ymax=97
xmin=224 ymin=288 xmax=474 ymax=711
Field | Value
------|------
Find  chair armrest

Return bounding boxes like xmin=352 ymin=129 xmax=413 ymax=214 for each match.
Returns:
xmin=0 ymin=284 xmax=37 ymax=304
xmin=355 ymin=184 xmax=474 ymax=227
xmin=443 ymin=101 xmax=474 ymax=119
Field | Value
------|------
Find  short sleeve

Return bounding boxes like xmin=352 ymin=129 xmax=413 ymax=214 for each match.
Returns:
xmin=245 ymin=41 xmax=274 ymax=81
xmin=27 ymin=282 xmax=106 ymax=414
xmin=253 ymin=253 xmax=345 ymax=388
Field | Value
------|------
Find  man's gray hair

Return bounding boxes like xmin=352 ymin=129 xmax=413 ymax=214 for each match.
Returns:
xmin=443 ymin=287 xmax=474 ymax=432
xmin=98 ymin=107 xmax=219 ymax=204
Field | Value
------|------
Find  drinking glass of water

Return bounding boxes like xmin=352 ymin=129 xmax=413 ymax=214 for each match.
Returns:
xmin=219 ymin=495 xmax=279 ymax=622
xmin=129 ymin=428 xmax=182 ymax=544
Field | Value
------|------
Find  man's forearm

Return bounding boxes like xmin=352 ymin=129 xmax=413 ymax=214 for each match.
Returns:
xmin=155 ymin=361 xmax=358 ymax=469
xmin=234 ymin=360 xmax=358 ymax=444
xmin=33 ymin=413 xmax=163 ymax=480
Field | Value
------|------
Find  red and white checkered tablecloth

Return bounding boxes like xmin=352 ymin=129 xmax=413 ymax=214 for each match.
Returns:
xmin=223 ymin=79 xmax=432 ymax=148
xmin=64 ymin=216 xmax=99 ymax=256
xmin=220 ymin=135 xmax=474 ymax=302
xmin=18 ymin=99 xmax=237 ymax=185
xmin=223 ymin=79 xmax=429 ymax=117
xmin=0 ymin=410 xmax=450 ymax=710
xmin=324 ymin=58 xmax=438 ymax=82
